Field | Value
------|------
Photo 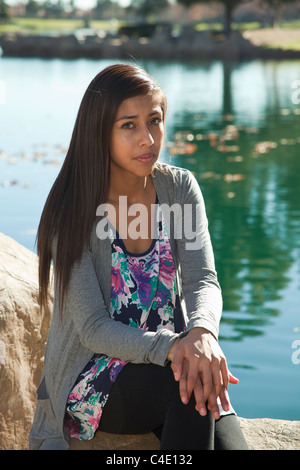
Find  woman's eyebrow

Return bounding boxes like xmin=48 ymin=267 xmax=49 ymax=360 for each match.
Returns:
xmin=115 ymin=110 xmax=162 ymax=122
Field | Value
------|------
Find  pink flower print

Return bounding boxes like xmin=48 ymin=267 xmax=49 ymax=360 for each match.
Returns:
xmin=159 ymin=242 xmax=176 ymax=290
xmin=111 ymin=265 xmax=130 ymax=297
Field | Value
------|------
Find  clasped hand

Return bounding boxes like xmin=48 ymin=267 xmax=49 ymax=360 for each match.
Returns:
xmin=167 ymin=327 xmax=238 ymax=420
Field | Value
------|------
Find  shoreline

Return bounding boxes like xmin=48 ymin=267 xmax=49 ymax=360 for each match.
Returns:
xmin=1 ymin=29 xmax=300 ymax=61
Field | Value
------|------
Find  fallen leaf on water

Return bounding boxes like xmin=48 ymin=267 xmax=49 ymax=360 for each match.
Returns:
xmin=43 ymin=159 xmax=61 ymax=166
xmin=168 ymin=142 xmax=198 ymax=155
xmin=227 ymin=156 xmax=243 ymax=162
xmin=33 ymin=151 xmax=47 ymax=159
xmin=217 ymin=145 xmax=240 ymax=153
xmin=222 ymin=114 xmax=234 ymax=121
xmin=254 ymin=141 xmax=277 ymax=155
xmin=280 ymin=138 xmax=296 ymax=145
xmin=280 ymin=109 xmax=290 ymax=115
xmin=224 ymin=173 xmax=245 ymax=182
xmin=200 ymin=171 xmax=217 ymax=179
xmin=222 ymin=125 xmax=239 ymax=141
xmin=1 ymin=179 xmax=18 ymax=187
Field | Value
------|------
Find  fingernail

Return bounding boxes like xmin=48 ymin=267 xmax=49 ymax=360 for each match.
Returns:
xmin=181 ymin=394 xmax=187 ymax=404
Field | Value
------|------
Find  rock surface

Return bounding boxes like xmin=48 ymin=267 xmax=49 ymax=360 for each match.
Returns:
xmin=0 ymin=232 xmax=52 ymax=450
xmin=238 ymin=417 xmax=300 ymax=450
xmin=69 ymin=416 xmax=300 ymax=450
xmin=69 ymin=417 xmax=300 ymax=451
xmin=0 ymin=232 xmax=299 ymax=450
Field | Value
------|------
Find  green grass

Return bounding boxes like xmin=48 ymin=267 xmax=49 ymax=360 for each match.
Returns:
xmin=1 ymin=17 xmax=300 ymax=47
xmin=195 ymin=20 xmax=300 ymax=32
xmin=280 ymin=20 xmax=300 ymax=29
xmin=265 ymin=40 xmax=300 ymax=51
xmin=0 ymin=17 xmax=121 ymax=35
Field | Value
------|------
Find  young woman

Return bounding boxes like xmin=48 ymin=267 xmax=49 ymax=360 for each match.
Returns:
xmin=29 ymin=63 xmax=247 ymax=450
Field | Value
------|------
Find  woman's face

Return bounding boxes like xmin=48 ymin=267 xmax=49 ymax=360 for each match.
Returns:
xmin=109 ymin=93 xmax=165 ymax=182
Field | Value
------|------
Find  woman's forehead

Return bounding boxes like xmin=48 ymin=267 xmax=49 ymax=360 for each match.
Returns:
xmin=116 ymin=94 xmax=164 ymax=116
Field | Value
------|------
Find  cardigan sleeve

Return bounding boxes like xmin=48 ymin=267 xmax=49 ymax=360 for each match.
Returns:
xmin=54 ymin=243 xmax=178 ymax=366
xmin=174 ymin=169 xmax=223 ymax=340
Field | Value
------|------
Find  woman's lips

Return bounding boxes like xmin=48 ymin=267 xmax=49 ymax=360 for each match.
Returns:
xmin=136 ymin=153 xmax=155 ymax=163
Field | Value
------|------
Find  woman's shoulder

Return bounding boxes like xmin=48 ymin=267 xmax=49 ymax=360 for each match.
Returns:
xmin=154 ymin=162 xmax=195 ymax=184
xmin=154 ymin=163 xmax=199 ymax=196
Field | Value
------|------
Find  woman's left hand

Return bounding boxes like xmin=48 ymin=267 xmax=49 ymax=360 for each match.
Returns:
xmin=168 ymin=327 xmax=239 ymax=419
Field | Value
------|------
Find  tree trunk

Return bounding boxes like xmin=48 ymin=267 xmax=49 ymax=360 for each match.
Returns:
xmin=224 ymin=1 xmax=234 ymax=37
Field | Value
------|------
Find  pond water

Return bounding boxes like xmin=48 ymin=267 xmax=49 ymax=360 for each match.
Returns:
xmin=0 ymin=57 xmax=299 ymax=421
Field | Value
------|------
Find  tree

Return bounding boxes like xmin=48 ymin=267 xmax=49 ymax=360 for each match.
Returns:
xmin=43 ymin=0 xmax=65 ymax=19
xmin=177 ymin=0 xmax=244 ymax=36
xmin=26 ymin=0 xmax=40 ymax=17
xmin=0 ymin=0 xmax=10 ymax=22
xmin=261 ymin=0 xmax=298 ymax=27
xmin=130 ymin=0 xmax=170 ymax=20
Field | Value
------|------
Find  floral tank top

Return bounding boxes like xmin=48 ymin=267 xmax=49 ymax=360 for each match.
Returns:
xmin=64 ymin=204 xmax=185 ymax=440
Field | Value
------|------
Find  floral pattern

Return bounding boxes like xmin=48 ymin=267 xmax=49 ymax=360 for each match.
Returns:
xmin=64 ymin=205 xmax=184 ymax=440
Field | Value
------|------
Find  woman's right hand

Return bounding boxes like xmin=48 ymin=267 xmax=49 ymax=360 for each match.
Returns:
xmin=167 ymin=329 xmax=239 ymax=419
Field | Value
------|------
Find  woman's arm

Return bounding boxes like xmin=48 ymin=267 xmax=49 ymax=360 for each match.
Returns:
xmin=170 ymin=170 xmax=237 ymax=418
xmin=174 ymin=169 xmax=223 ymax=338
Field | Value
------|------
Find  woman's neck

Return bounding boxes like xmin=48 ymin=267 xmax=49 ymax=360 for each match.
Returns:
xmin=108 ymin=175 xmax=154 ymax=206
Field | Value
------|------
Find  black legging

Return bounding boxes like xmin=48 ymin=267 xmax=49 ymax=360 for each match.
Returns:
xmin=98 ymin=362 xmax=248 ymax=450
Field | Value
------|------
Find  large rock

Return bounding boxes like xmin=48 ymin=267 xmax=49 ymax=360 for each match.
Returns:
xmin=69 ymin=417 xmax=300 ymax=451
xmin=238 ymin=417 xmax=300 ymax=450
xmin=0 ymin=232 xmax=52 ymax=450
xmin=0 ymin=233 xmax=299 ymax=451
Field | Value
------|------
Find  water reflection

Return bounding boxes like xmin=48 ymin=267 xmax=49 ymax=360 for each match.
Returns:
xmin=161 ymin=61 xmax=300 ymax=343
xmin=1 ymin=58 xmax=299 ymax=417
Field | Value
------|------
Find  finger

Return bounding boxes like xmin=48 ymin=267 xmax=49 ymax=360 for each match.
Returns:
xmin=207 ymin=389 xmax=220 ymax=420
xmin=211 ymin=365 xmax=224 ymax=399
xmin=220 ymin=356 xmax=229 ymax=390
xmin=193 ymin=375 xmax=207 ymax=416
xmin=228 ymin=370 xmax=239 ymax=384
xmin=219 ymin=388 xmax=230 ymax=413
xmin=171 ymin=347 xmax=184 ymax=382
xmin=200 ymin=364 xmax=213 ymax=403
xmin=179 ymin=359 xmax=189 ymax=404
xmin=186 ymin=355 xmax=200 ymax=402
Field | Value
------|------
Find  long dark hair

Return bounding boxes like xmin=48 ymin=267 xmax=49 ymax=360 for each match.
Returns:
xmin=37 ymin=63 xmax=167 ymax=312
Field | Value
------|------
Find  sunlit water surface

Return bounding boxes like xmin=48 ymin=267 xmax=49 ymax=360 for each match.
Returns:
xmin=0 ymin=57 xmax=299 ymax=420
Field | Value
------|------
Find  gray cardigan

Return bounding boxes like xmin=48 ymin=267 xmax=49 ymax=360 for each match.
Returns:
xmin=29 ymin=164 xmax=222 ymax=450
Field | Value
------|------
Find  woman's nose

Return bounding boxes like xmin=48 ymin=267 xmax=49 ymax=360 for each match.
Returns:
xmin=139 ymin=125 xmax=154 ymax=147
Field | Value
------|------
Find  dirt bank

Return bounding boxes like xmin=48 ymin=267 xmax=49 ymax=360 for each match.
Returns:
xmin=1 ymin=28 xmax=300 ymax=61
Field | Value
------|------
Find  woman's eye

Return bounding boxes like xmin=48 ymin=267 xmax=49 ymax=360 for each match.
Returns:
xmin=122 ymin=122 xmax=134 ymax=129
xmin=150 ymin=117 xmax=162 ymax=126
